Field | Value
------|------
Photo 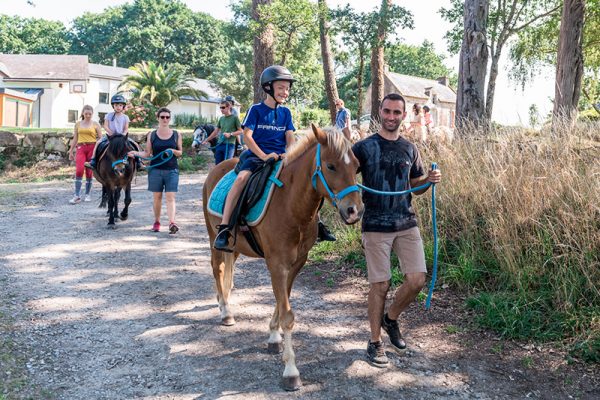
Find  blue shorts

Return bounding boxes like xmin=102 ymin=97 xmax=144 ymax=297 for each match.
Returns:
xmin=214 ymin=142 xmax=235 ymax=165
xmin=235 ymin=150 xmax=266 ymax=173
xmin=148 ymin=168 xmax=179 ymax=192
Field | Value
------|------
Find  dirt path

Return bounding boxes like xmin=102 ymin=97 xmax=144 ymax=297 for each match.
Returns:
xmin=0 ymin=174 xmax=597 ymax=400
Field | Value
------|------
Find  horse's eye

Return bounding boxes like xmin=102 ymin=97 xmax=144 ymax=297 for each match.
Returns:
xmin=326 ymin=163 xmax=336 ymax=172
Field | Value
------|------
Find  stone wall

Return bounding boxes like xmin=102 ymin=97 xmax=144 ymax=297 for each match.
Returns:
xmin=0 ymin=131 xmax=149 ymax=160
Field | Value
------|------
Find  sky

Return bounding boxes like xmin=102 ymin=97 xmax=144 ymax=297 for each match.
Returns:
xmin=6 ymin=0 xmax=555 ymax=126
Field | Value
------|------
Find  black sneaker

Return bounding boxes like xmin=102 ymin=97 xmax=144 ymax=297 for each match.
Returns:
xmin=84 ymin=159 xmax=96 ymax=170
xmin=381 ymin=313 xmax=406 ymax=352
xmin=366 ymin=340 xmax=388 ymax=368
xmin=317 ymin=221 xmax=336 ymax=242
xmin=213 ymin=224 xmax=233 ymax=252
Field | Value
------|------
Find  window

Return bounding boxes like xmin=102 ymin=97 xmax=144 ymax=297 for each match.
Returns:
xmin=99 ymin=92 xmax=109 ymax=104
xmin=98 ymin=112 xmax=107 ymax=125
xmin=68 ymin=110 xmax=78 ymax=124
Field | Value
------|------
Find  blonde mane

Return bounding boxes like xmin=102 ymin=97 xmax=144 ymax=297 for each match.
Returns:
xmin=284 ymin=127 xmax=352 ymax=166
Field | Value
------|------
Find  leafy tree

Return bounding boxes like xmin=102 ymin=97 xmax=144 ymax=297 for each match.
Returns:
xmin=385 ymin=41 xmax=457 ymax=87
xmin=510 ymin=0 xmax=600 ymax=114
xmin=0 ymin=15 xmax=70 ymax=54
xmin=332 ymin=3 xmax=412 ymax=122
xmin=210 ymin=41 xmax=255 ymax=110
xmin=318 ymin=0 xmax=340 ymax=124
xmin=118 ymin=61 xmax=206 ymax=107
xmin=69 ymin=0 xmax=227 ymax=78
xmin=441 ymin=0 xmax=561 ymax=122
xmin=250 ymin=0 xmax=275 ymax=103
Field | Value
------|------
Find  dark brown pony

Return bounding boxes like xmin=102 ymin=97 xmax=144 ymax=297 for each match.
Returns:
xmin=202 ymin=125 xmax=364 ymax=391
xmin=93 ymin=134 xmax=136 ymax=227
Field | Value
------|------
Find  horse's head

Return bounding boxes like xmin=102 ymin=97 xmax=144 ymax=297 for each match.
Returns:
xmin=107 ymin=134 xmax=132 ymax=177
xmin=192 ymin=126 xmax=207 ymax=149
xmin=310 ymin=124 xmax=364 ymax=225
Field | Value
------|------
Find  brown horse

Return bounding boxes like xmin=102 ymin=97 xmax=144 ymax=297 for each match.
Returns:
xmin=93 ymin=134 xmax=136 ymax=227
xmin=202 ymin=125 xmax=364 ymax=391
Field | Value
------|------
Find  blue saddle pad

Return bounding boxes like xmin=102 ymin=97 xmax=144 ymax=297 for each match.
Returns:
xmin=207 ymin=160 xmax=284 ymax=226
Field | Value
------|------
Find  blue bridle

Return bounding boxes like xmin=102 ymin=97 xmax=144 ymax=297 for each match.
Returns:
xmin=311 ymin=144 xmax=360 ymax=208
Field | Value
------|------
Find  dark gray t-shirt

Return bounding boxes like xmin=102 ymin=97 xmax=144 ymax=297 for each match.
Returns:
xmin=352 ymin=133 xmax=425 ymax=232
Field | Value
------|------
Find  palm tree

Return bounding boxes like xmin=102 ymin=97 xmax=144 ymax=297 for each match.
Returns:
xmin=118 ymin=61 xmax=207 ymax=107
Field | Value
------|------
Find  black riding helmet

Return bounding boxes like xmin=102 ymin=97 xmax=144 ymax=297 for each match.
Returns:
xmin=260 ymin=65 xmax=295 ymax=105
xmin=110 ymin=94 xmax=127 ymax=106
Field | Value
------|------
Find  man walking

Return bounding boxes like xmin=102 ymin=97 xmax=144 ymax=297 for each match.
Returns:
xmin=351 ymin=93 xmax=442 ymax=367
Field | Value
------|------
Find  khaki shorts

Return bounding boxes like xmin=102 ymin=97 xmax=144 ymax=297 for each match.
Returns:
xmin=362 ymin=227 xmax=427 ymax=283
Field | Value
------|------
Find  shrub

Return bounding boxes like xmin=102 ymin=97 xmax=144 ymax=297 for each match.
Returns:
xmin=125 ymin=101 xmax=158 ymax=128
xmin=172 ymin=113 xmax=214 ymax=129
xmin=299 ymin=108 xmax=331 ymax=128
xmin=0 ymin=154 xmax=5 ymax=171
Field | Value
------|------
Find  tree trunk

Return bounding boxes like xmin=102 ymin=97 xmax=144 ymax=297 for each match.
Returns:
xmin=318 ymin=0 xmax=339 ymax=124
xmin=553 ymin=0 xmax=585 ymax=128
xmin=252 ymin=0 xmax=275 ymax=104
xmin=369 ymin=0 xmax=391 ymax=130
xmin=356 ymin=50 xmax=366 ymax=121
xmin=456 ymin=0 xmax=489 ymax=131
xmin=484 ymin=43 xmax=503 ymax=123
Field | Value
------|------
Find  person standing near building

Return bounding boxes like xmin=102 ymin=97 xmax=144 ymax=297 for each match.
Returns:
xmin=68 ymin=105 xmax=102 ymax=204
xmin=352 ymin=93 xmax=441 ymax=368
xmin=335 ymin=99 xmax=352 ymax=140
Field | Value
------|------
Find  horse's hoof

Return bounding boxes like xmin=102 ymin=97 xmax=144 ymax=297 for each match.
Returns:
xmin=267 ymin=342 xmax=283 ymax=354
xmin=120 ymin=214 xmax=128 ymax=221
xmin=221 ymin=316 xmax=235 ymax=326
xmin=282 ymin=376 xmax=302 ymax=392
xmin=107 ymin=224 xmax=116 ymax=230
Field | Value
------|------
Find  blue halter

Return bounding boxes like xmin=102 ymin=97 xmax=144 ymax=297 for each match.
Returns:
xmin=311 ymin=144 xmax=360 ymax=208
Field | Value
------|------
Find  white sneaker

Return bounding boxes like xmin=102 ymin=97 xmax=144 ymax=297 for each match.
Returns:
xmin=69 ymin=195 xmax=81 ymax=204
xmin=84 ymin=194 xmax=92 ymax=202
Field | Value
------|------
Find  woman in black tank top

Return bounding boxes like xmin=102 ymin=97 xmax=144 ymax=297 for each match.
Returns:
xmin=128 ymin=107 xmax=183 ymax=234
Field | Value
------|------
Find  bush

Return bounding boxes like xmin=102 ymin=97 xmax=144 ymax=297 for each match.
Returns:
xmin=0 ymin=154 xmax=5 ymax=171
xmin=172 ymin=113 xmax=213 ymax=129
xmin=125 ymin=101 xmax=158 ymax=128
xmin=299 ymin=108 xmax=331 ymax=129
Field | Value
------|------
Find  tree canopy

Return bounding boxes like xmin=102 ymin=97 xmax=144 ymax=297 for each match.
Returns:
xmin=0 ymin=15 xmax=71 ymax=54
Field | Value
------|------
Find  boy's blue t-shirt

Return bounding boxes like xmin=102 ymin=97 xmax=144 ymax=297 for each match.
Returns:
xmin=242 ymin=102 xmax=295 ymax=155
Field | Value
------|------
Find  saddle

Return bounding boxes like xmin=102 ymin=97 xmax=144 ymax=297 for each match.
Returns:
xmin=208 ymin=158 xmax=284 ymax=256
xmin=96 ymin=134 xmax=140 ymax=163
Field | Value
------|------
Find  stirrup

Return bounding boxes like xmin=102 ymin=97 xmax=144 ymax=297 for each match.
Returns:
xmin=214 ymin=224 xmax=233 ymax=252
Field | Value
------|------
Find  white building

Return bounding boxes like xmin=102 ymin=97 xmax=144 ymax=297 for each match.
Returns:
xmin=363 ymin=69 xmax=456 ymax=128
xmin=0 ymin=54 xmax=222 ymax=128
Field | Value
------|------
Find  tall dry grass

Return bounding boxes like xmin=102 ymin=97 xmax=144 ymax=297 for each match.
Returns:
xmin=418 ymin=122 xmax=599 ymax=358
xmin=314 ymin=121 xmax=599 ymax=360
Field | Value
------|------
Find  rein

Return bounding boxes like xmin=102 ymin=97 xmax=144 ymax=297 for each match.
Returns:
xmin=311 ymin=142 xmax=440 ymax=309
xmin=137 ymin=149 xmax=174 ymax=171
xmin=311 ymin=144 xmax=360 ymax=208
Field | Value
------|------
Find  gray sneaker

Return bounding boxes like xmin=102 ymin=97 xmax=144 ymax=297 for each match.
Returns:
xmin=366 ymin=340 xmax=388 ymax=368
xmin=381 ymin=313 xmax=406 ymax=353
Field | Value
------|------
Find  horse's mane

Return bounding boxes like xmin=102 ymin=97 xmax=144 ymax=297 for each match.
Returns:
xmin=284 ymin=127 xmax=351 ymax=166
xmin=108 ymin=134 xmax=129 ymax=157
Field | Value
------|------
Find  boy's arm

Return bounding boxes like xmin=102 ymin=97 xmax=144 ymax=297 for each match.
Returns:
xmin=243 ymin=127 xmax=277 ymax=161
xmin=103 ymin=119 xmax=113 ymax=135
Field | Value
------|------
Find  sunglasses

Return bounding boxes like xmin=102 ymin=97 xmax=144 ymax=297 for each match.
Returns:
xmin=159 ymin=115 xmax=171 ymax=119
xmin=220 ymin=106 xmax=229 ymax=110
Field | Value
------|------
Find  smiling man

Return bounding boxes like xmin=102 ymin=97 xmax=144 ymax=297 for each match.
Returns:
xmin=351 ymin=93 xmax=442 ymax=368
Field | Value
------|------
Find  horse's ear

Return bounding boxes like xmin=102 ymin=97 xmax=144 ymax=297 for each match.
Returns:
xmin=311 ymin=123 xmax=327 ymax=145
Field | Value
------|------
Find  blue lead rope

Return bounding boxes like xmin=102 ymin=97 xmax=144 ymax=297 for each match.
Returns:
xmin=358 ymin=162 xmax=439 ymax=309
xmin=139 ymin=149 xmax=174 ymax=171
